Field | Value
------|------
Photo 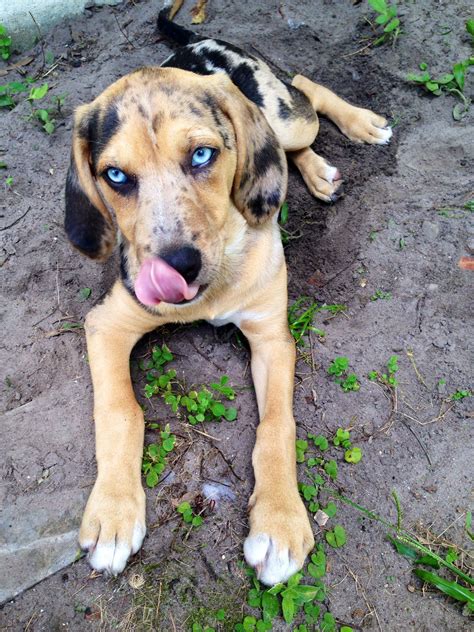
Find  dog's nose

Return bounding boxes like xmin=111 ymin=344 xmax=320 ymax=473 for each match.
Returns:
xmin=161 ymin=246 xmax=202 ymax=284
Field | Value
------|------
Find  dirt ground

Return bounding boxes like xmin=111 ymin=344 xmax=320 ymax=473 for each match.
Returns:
xmin=1 ymin=0 xmax=473 ymax=630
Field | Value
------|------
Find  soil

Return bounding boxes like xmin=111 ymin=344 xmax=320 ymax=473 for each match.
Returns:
xmin=1 ymin=1 xmax=473 ymax=630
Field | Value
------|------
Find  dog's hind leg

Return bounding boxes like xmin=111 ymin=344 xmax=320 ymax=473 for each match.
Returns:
xmin=288 ymin=147 xmax=343 ymax=203
xmin=291 ymin=74 xmax=392 ymax=145
xmin=265 ymin=101 xmax=344 ymax=202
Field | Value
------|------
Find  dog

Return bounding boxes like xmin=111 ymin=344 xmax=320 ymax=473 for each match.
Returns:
xmin=64 ymin=5 xmax=392 ymax=586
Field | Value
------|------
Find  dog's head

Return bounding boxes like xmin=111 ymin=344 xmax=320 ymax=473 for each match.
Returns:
xmin=65 ymin=67 xmax=287 ymax=306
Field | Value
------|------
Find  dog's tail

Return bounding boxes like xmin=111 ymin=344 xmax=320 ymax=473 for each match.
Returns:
xmin=157 ymin=1 xmax=202 ymax=46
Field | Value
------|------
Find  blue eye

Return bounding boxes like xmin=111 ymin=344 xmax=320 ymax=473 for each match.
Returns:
xmin=191 ymin=147 xmax=215 ymax=168
xmin=106 ymin=167 xmax=128 ymax=185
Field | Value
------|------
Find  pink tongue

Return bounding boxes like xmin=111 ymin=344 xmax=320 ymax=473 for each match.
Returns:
xmin=135 ymin=258 xmax=200 ymax=306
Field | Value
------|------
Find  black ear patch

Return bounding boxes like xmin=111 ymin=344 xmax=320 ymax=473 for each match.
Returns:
xmin=234 ymin=124 xmax=287 ymax=225
xmin=64 ymin=157 xmax=114 ymax=259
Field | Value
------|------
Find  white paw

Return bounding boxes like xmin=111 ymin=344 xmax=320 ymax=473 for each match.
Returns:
xmin=340 ymin=108 xmax=393 ymax=145
xmin=83 ymin=522 xmax=146 ymax=575
xmin=325 ymin=164 xmax=342 ymax=184
xmin=244 ymin=533 xmax=299 ymax=585
xmin=299 ymin=154 xmax=344 ymax=203
xmin=371 ymin=125 xmax=392 ymax=145
xmin=79 ymin=480 xmax=146 ymax=575
xmin=243 ymin=491 xmax=314 ymax=586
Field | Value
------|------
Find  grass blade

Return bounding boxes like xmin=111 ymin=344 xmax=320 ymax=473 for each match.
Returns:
xmin=414 ymin=569 xmax=474 ymax=609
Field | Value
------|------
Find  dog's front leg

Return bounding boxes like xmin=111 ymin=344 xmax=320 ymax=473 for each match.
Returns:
xmin=79 ymin=281 xmax=162 ymax=574
xmin=239 ymin=282 xmax=314 ymax=585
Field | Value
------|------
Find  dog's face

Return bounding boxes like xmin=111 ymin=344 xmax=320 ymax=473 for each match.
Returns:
xmin=65 ymin=67 xmax=287 ymax=306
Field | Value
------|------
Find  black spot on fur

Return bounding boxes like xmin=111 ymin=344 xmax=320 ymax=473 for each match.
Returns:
xmin=266 ymin=190 xmax=281 ymax=208
xmin=213 ymin=38 xmax=259 ymax=62
xmin=278 ymin=98 xmax=292 ymax=120
xmin=247 ymin=194 xmax=266 ymax=218
xmin=119 ymin=242 xmax=130 ymax=285
xmin=89 ymin=102 xmax=121 ymax=168
xmin=199 ymin=46 xmax=233 ymax=73
xmin=157 ymin=7 xmax=203 ymax=46
xmin=189 ymin=105 xmax=203 ymax=117
xmin=197 ymin=93 xmax=232 ymax=150
xmin=246 ymin=192 xmax=281 ymax=219
xmin=253 ymin=140 xmax=282 ymax=177
xmin=230 ymin=62 xmax=263 ymax=107
xmin=77 ymin=107 xmax=99 ymax=142
xmin=285 ymin=83 xmax=316 ymax=122
xmin=161 ymin=47 xmax=213 ymax=75
xmin=137 ymin=103 xmax=148 ymax=119
xmin=163 ymin=41 xmax=263 ymax=108
xmin=65 ymin=158 xmax=109 ymax=258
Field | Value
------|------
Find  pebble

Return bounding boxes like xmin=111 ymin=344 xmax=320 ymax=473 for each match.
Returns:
xmin=427 ymin=283 xmax=438 ymax=292
xmin=422 ymin=220 xmax=440 ymax=241
xmin=433 ymin=334 xmax=449 ymax=349
xmin=466 ymin=238 xmax=474 ymax=255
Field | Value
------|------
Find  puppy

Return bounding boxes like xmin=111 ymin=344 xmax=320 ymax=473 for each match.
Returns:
xmin=65 ymin=6 xmax=391 ymax=585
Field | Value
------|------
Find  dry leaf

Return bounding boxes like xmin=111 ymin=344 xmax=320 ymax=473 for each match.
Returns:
xmin=0 ymin=56 xmax=35 ymax=77
xmin=191 ymin=0 xmax=208 ymax=24
xmin=459 ymin=256 xmax=474 ymax=270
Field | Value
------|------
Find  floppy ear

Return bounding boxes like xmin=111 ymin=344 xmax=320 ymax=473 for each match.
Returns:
xmin=64 ymin=106 xmax=116 ymax=260
xmin=216 ymin=79 xmax=288 ymax=225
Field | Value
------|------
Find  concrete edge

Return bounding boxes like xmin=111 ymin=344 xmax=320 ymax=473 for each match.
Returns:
xmin=0 ymin=0 xmax=123 ymax=52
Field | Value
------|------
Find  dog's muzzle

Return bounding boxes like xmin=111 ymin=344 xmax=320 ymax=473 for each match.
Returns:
xmin=134 ymin=247 xmax=201 ymax=306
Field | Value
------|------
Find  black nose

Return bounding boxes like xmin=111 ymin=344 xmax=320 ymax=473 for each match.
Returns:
xmin=161 ymin=246 xmax=202 ymax=284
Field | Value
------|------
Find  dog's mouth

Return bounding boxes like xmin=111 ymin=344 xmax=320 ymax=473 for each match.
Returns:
xmin=135 ymin=258 xmax=202 ymax=307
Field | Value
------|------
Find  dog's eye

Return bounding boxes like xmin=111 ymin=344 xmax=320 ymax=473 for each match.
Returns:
xmin=106 ymin=167 xmax=128 ymax=185
xmin=191 ymin=147 xmax=215 ymax=168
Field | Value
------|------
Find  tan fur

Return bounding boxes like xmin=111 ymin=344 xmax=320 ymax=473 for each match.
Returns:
xmin=72 ymin=66 xmax=389 ymax=579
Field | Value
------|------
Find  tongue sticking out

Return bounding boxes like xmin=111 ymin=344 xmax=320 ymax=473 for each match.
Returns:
xmin=135 ymin=258 xmax=200 ymax=306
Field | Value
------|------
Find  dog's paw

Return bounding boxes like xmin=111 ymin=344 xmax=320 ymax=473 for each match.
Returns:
xmin=296 ymin=152 xmax=344 ymax=203
xmin=79 ymin=479 xmax=146 ymax=575
xmin=340 ymin=107 xmax=392 ymax=145
xmin=244 ymin=492 xmax=314 ymax=585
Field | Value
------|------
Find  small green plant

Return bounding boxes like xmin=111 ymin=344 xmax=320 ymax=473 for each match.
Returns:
xmin=407 ymin=23 xmax=474 ymax=120
xmin=367 ymin=0 xmax=401 ymax=46
xmin=466 ymin=19 xmax=474 ymax=44
xmin=368 ymin=354 xmax=399 ymax=387
xmin=288 ymin=297 xmax=325 ymax=344
xmin=449 ymin=389 xmax=471 ymax=401
xmin=332 ymin=428 xmax=363 ymax=464
xmin=333 ymin=428 xmax=351 ymax=448
xmin=78 ymin=287 xmax=91 ymax=301
xmin=325 ymin=524 xmax=347 ymax=548
xmin=5 ymin=175 xmax=13 ymax=187
xmin=177 ymin=501 xmax=204 ymax=528
xmin=328 ymin=357 xmax=360 ymax=392
xmin=142 ymin=344 xmax=237 ymax=424
xmin=238 ymin=566 xmax=328 ymax=628
xmin=370 ymin=289 xmax=392 ymax=301
xmin=295 ymin=439 xmax=309 ymax=463
xmin=386 ymin=493 xmax=474 ymax=613
xmin=0 ymin=79 xmax=32 ymax=109
xmin=288 ymin=298 xmax=346 ymax=346
xmin=279 ymin=200 xmax=290 ymax=244
xmin=142 ymin=423 xmax=176 ymax=488
xmin=27 ymin=83 xmax=66 ymax=134
xmin=0 ymin=24 xmax=12 ymax=60
xmin=327 ymin=356 xmax=348 ymax=377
